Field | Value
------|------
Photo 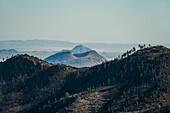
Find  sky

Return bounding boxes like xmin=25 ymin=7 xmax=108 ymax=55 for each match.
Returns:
xmin=0 ymin=0 xmax=170 ymax=43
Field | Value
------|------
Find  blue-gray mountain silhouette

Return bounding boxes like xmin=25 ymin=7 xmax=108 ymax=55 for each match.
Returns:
xmin=0 ymin=49 xmax=18 ymax=59
xmin=44 ymin=45 xmax=106 ymax=67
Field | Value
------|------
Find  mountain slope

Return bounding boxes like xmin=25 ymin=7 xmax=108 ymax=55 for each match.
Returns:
xmin=28 ymin=46 xmax=170 ymax=113
xmin=44 ymin=48 xmax=107 ymax=68
xmin=61 ymin=45 xmax=91 ymax=54
xmin=0 ymin=54 xmax=74 ymax=113
xmin=65 ymin=50 xmax=107 ymax=67
xmin=0 ymin=54 xmax=52 ymax=81
xmin=44 ymin=51 xmax=77 ymax=64
xmin=0 ymin=46 xmax=169 ymax=113
xmin=71 ymin=45 xmax=91 ymax=54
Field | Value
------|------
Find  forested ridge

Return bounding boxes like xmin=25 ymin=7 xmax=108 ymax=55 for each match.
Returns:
xmin=0 ymin=45 xmax=169 ymax=113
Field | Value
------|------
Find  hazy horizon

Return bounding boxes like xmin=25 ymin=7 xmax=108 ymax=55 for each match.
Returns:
xmin=0 ymin=0 xmax=170 ymax=43
xmin=0 ymin=39 xmax=170 ymax=45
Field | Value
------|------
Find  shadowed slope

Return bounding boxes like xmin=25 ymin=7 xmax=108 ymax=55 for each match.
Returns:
xmin=0 ymin=46 xmax=169 ymax=113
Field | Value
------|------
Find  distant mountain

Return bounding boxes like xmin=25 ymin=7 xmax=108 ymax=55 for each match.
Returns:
xmin=0 ymin=40 xmax=76 ymax=51
xmin=0 ymin=49 xmax=18 ymax=59
xmin=61 ymin=45 xmax=91 ymax=54
xmin=65 ymin=50 xmax=107 ymax=67
xmin=71 ymin=45 xmax=91 ymax=54
xmin=44 ymin=51 xmax=77 ymax=64
xmin=0 ymin=46 xmax=169 ymax=113
xmin=44 ymin=46 xmax=107 ymax=68
xmin=0 ymin=39 xmax=169 ymax=54
xmin=19 ymin=51 xmax=57 ymax=59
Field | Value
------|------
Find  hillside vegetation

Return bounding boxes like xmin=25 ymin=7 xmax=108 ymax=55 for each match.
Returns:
xmin=0 ymin=46 xmax=169 ymax=113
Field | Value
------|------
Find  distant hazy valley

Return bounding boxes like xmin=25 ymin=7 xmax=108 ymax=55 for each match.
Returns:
xmin=0 ymin=44 xmax=107 ymax=68
xmin=0 ymin=40 xmax=137 ymax=60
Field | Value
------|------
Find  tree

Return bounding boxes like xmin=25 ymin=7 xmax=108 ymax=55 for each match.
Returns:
xmin=143 ymin=44 xmax=146 ymax=48
xmin=138 ymin=44 xmax=144 ymax=49
xmin=127 ymin=50 xmax=129 ymax=56
xmin=138 ymin=44 xmax=141 ymax=48
xmin=133 ymin=47 xmax=136 ymax=52
xmin=121 ymin=53 xmax=126 ymax=59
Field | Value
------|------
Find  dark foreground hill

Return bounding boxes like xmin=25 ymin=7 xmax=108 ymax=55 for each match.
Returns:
xmin=0 ymin=46 xmax=169 ymax=113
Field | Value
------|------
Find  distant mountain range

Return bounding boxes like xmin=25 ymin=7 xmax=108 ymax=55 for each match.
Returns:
xmin=0 ymin=44 xmax=119 ymax=61
xmin=0 ymin=49 xmax=57 ymax=60
xmin=44 ymin=45 xmax=107 ymax=67
xmin=0 ymin=49 xmax=18 ymax=59
xmin=0 ymin=40 xmax=76 ymax=51
xmin=0 ymin=40 xmax=169 ymax=60
xmin=19 ymin=51 xmax=57 ymax=59
xmin=0 ymin=40 xmax=129 ymax=60
xmin=1 ymin=40 xmax=169 ymax=51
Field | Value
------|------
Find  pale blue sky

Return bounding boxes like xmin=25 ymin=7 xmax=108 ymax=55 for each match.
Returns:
xmin=0 ymin=0 xmax=170 ymax=43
